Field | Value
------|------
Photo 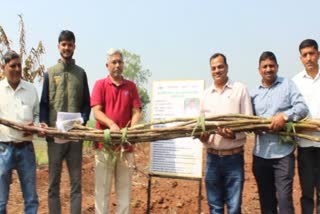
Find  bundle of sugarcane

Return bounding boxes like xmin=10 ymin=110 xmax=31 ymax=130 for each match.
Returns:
xmin=1 ymin=114 xmax=320 ymax=144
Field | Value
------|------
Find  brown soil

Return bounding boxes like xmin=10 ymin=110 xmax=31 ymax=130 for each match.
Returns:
xmin=7 ymin=138 xmax=302 ymax=214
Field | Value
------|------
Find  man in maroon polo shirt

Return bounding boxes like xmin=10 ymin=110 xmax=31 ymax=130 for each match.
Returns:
xmin=91 ymin=48 xmax=142 ymax=214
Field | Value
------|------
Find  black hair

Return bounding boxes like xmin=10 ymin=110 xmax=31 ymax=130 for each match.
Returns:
xmin=209 ymin=53 xmax=227 ymax=65
xmin=259 ymin=51 xmax=278 ymax=65
xmin=58 ymin=30 xmax=76 ymax=43
xmin=2 ymin=50 xmax=20 ymax=64
xmin=299 ymin=39 xmax=318 ymax=52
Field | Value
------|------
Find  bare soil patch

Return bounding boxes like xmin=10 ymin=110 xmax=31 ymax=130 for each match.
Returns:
xmin=7 ymin=138 xmax=301 ymax=213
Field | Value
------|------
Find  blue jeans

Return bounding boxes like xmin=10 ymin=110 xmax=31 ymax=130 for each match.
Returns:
xmin=0 ymin=142 xmax=38 ymax=214
xmin=205 ymin=152 xmax=244 ymax=214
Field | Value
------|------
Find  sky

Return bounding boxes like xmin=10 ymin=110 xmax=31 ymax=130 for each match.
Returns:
xmin=1 ymin=0 xmax=319 ymax=94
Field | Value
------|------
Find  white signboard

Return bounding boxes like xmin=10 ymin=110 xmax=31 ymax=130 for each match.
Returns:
xmin=150 ymin=80 xmax=204 ymax=178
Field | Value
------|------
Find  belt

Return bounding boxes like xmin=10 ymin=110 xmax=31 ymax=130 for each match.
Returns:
xmin=0 ymin=141 xmax=32 ymax=148
xmin=207 ymin=147 xmax=244 ymax=156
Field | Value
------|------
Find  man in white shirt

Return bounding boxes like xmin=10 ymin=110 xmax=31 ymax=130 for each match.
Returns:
xmin=0 ymin=50 xmax=40 ymax=213
xmin=292 ymin=39 xmax=320 ymax=214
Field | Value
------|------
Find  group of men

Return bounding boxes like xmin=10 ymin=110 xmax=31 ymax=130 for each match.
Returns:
xmin=0 ymin=30 xmax=141 ymax=214
xmin=0 ymin=30 xmax=319 ymax=214
xmin=200 ymin=39 xmax=320 ymax=214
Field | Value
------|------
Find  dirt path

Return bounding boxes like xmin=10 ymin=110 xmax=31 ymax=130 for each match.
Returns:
xmin=7 ymin=139 xmax=302 ymax=213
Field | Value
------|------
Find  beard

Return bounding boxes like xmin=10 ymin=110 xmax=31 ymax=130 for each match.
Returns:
xmin=60 ymin=51 xmax=74 ymax=61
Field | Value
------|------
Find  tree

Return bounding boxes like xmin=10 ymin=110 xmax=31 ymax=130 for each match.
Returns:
xmin=122 ymin=49 xmax=151 ymax=112
xmin=0 ymin=14 xmax=45 ymax=82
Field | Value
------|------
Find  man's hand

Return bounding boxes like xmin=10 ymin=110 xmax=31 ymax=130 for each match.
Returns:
xmin=216 ymin=127 xmax=236 ymax=139
xmin=37 ymin=122 xmax=48 ymax=137
xmin=110 ymin=123 xmax=120 ymax=132
xmin=270 ymin=113 xmax=287 ymax=131
xmin=199 ymin=131 xmax=210 ymax=143
xmin=23 ymin=122 xmax=34 ymax=137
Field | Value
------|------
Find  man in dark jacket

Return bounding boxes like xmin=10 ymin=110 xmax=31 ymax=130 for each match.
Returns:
xmin=40 ymin=30 xmax=91 ymax=214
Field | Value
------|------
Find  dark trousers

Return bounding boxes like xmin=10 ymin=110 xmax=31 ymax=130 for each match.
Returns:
xmin=47 ymin=140 xmax=82 ymax=214
xmin=253 ymin=153 xmax=295 ymax=214
xmin=298 ymin=147 xmax=320 ymax=214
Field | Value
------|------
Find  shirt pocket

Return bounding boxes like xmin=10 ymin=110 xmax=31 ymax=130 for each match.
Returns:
xmin=18 ymin=104 xmax=34 ymax=122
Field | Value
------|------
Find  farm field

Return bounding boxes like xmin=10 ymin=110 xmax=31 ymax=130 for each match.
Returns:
xmin=7 ymin=137 xmax=302 ymax=213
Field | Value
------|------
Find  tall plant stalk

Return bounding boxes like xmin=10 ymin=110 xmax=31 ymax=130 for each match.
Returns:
xmin=0 ymin=14 xmax=45 ymax=82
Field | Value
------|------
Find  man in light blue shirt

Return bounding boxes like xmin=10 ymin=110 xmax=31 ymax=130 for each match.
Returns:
xmin=251 ymin=51 xmax=308 ymax=214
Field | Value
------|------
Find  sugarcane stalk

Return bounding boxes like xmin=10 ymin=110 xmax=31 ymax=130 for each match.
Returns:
xmin=1 ymin=115 xmax=320 ymax=144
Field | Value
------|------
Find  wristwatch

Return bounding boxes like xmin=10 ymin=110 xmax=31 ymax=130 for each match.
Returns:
xmin=282 ymin=114 xmax=288 ymax=121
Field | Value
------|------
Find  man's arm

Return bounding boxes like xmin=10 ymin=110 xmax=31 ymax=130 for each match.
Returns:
xmin=130 ymin=107 xmax=141 ymax=127
xmin=129 ymin=83 xmax=142 ymax=127
xmin=270 ymin=80 xmax=309 ymax=131
xmin=92 ymin=105 xmax=120 ymax=131
xmin=285 ymin=80 xmax=309 ymax=121
xmin=81 ymin=72 xmax=91 ymax=125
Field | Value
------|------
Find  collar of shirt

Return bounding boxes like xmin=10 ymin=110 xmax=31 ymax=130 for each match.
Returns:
xmin=58 ymin=58 xmax=75 ymax=65
xmin=209 ymin=79 xmax=233 ymax=93
xmin=56 ymin=59 xmax=76 ymax=70
xmin=302 ymin=69 xmax=320 ymax=80
xmin=106 ymin=75 xmax=128 ymax=87
xmin=0 ymin=78 xmax=28 ymax=91
xmin=258 ymin=76 xmax=283 ymax=89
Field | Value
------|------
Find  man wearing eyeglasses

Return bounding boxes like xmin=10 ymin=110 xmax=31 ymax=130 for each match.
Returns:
xmin=91 ymin=48 xmax=142 ymax=214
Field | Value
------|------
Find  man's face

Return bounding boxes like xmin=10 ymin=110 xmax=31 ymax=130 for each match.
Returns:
xmin=3 ymin=57 xmax=22 ymax=88
xmin=259 ymin=58 xmax=278 ymax=86
xmin=300 ymin=46 xmax=319 ymax=72
xmin=58 ymin=40 xmax=75 ymax=61
xmin=106 ymin=53 xmax=124 ymax=79
xmin=210 ymin=56 xmax=228 ymax=85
